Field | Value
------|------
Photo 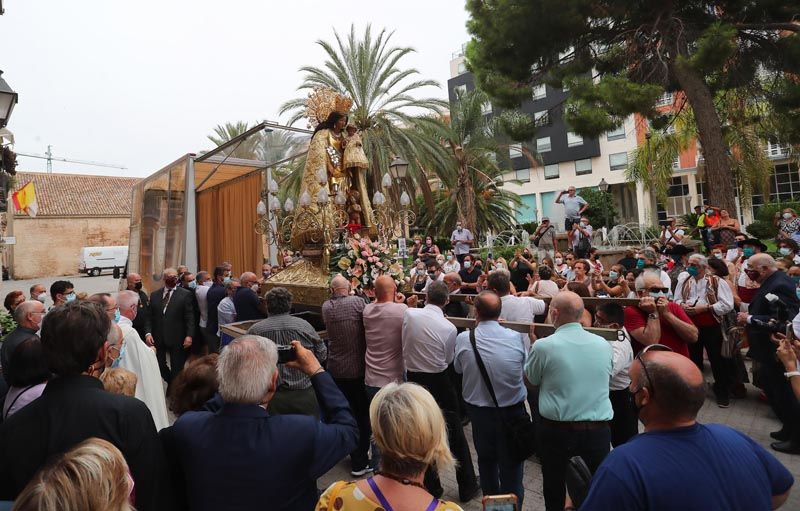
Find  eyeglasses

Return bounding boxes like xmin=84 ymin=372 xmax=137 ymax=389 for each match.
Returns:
xmin=647 ymin=287 xmax=669 ymax=294
xmin=634 ymin=343 xmax=674 ymax=397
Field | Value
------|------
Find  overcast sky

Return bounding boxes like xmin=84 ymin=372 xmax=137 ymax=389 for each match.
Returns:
xmin=0 ymin=1 xmax=469 ymax=177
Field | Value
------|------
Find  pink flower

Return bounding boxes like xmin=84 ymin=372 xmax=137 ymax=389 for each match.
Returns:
xmin=361 ymin=251 xmax=369 ymax=257
xmin=356 ymin=258 xmax=365 ymax=265
xmin=376 ymin=262 xmax=384 ymax=268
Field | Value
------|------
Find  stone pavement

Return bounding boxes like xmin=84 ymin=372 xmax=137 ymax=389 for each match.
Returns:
xmin=320 ymin=377 xmax=800 ymax=510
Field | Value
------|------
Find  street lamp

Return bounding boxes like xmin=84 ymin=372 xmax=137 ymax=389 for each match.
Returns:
xmin=0 ymin=71 xmax=18 ymax=128
xmin=389 ymin=156 xmax=409 ymax=180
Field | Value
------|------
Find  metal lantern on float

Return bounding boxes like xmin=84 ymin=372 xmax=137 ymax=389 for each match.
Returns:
xmin=389 ymin=156 xmax=409 ymax=180
xmin=256 ymin=200 xmax=267 ymax=216
xmin=0 ymin=71 xmax=18 ymax=128
xmin=283 ymin=198 xmax=295 ymax=213
xmin=381 ymin=173 xmax=392 ymax=189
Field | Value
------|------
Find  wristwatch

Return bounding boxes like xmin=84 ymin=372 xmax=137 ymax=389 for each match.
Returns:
xmin=785 ymin=371 xmax=800 ymax=379
xmin=648 ymin=313 xmax=659 ymax=320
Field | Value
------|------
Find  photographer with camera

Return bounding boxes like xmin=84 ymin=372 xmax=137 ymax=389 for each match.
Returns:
xmin=659 ymin=217 xmax=684 ymax=247
xmin=736 ymin=253 xmax=800 ymax=453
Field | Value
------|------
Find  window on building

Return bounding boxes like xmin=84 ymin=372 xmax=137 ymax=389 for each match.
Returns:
xmin=509 ymin=145 xmax=523 ymax=159
xmin=672 ymin=156 xmax=680 ymax=170
xmin=607 ymin=124 xmax=626 ymax=141
xmin=753 ymin=163 xmax=800 ymax=209
xmin=457 ymin=61 xmax=467 ymax=74
xmin=567 ymin=131 xmax=583 ymax=147
xmin=536 ymin=136 xmax=552 ymax=153
xmin=575 ymin=158 xmax=592 ymax=175
xmin=534 ymin=110 xmax=550 ymax=127
xmin=544 ymin=163 xmax=560 ymax=180
xmin=655 ymin=92 xmax=673 ymax=107
xmin=515 ymin=168 xmax=531 ymax=182
xmin=609 ymin=152 xmax=628 ymax=171
xmin=668 ymin=176 xmax=689 ymax=197
xmin=766 ymin=140 xmax=788 ymax=158
xmin=481 ymin=101 xmax=492 ymax=115
xmin=532 ymin=84 xmax=547 ymax=100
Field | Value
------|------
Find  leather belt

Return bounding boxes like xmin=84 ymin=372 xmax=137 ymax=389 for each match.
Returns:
xmin=541 ymin=417 xmax=609 ymax=430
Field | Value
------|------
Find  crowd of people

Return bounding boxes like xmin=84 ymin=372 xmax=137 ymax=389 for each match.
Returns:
xmin=0 ymin=210 xmax=798 ymax=509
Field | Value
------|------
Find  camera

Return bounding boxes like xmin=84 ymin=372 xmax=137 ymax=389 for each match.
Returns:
xmin=751 ymin=294 xmax=791 ymax=333
xmin=277 ymin=345 xmax=297 ymax=364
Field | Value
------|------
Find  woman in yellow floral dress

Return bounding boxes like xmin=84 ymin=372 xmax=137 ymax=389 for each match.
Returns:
xmin=316 ymin=383 xmax=464 ymax=511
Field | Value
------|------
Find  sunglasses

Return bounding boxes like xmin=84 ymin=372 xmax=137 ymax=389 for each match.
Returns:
xmin=634 ymin=344 xmax=674 ymax=397
xmin=647 ymin=287 xmax=669 ymax=294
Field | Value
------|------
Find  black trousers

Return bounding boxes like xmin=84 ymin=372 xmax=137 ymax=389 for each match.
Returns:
xmin=609 ymin=389 xmax=639 ymax=447
xmin=155 ymin=340 xmax=188 ymax=384
xmin=539 ymin=420 xmax=610 ymax=511
xmin=334 ymin=377 xmax=372 ymax=469
xmin=407 ymin=370 xmax=477 ymax=496
xmin=564 ymin=217 xmax=579 ymax=233
xmin=688 ymin=325 xmax=733 ymax=401
xmin=760 ymin=356 xmax=800 ymax=443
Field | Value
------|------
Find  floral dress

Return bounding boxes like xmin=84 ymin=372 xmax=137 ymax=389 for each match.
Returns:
xmin=779 ymin=217 xmax=800 ymax=244
xmin=316 ymin=481 xmax=464 ymax=511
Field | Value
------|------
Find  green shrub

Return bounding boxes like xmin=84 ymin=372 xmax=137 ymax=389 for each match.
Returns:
xmin=744 ymin=220 xmax=776 ymax=240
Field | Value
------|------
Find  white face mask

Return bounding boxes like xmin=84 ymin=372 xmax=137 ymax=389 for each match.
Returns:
xmin=203 ymin=280 xmax=212 ymax=287
xmin=784 ymin=213 xmax=793 ymax=220
xmin=251 ymin=283 xmax=259 ymax=292
xmin=36 ymin=293 xmax=47 ymax=304
xmin=555 ymin=258 xmax=563 ymax=265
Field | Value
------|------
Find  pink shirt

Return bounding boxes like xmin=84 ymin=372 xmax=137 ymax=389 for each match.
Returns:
xmin=362 ymin=301 xmax=407 ymax=388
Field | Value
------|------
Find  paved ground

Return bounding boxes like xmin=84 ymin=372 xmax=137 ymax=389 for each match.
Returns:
xmin=320 ymin=375 xmax=800 ymax=511
xmin=3 ymin=276 xmax=798 ymax=510
xmin=0 ymin=273 xmax=122 ymax=307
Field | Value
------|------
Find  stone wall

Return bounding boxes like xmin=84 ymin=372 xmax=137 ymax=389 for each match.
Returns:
xmin=11 ymin=216 xmax=130 ymax=279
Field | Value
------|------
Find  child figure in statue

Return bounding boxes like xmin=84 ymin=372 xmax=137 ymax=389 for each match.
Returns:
xmin=343 ymin=124 xmax=369 ymax=174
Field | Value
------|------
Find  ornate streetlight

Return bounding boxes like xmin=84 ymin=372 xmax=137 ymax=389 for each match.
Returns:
xmin=0 ymin=71 xmax=18 ymax=128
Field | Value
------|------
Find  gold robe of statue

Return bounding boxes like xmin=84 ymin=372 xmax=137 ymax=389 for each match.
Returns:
xmin=291 ymin=128 xmax=376 ymax=252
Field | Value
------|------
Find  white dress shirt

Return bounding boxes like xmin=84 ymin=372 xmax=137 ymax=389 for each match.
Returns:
xmin=195 ymin=284 xmax=210 ymax=328
xmin=117 ymin=316 xmax=170 ymax=430
xmin=402 ymin=304 xmax=457 ymax=373
xmin=421 ymin=272 xmax=445 ymax=293
xmin=610 ymin=327 xmax=634 ymax=391
xmin=674 ymin=272 xmax=734 ymax=316
xmin=500 ymin=294 xmax=547 ymax=352
xmin=217 ymin=297 xmax=237 ymax=335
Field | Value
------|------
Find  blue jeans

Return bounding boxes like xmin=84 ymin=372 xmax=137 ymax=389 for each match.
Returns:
xmin=467 ymin=402 xmax=526 ymax=506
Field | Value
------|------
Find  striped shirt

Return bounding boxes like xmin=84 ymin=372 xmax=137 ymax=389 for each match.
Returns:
xmin=321 ymin=295 xmax=366 ymax=379
xmin=247 ymin=313 xmax=327 ymax=390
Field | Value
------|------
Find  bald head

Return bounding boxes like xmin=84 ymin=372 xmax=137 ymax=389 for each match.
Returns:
xmin=632 ymin=351 xmax=706 ymax=424
xmin=330 ymin=275 xmax=350 ymax=296
xmin=474 ymin=291 xmax=502 ymax=321
xmin=239 ymin=272 xmax=258 ymax=288
xmin=13 ymin=300 xmax=45 ymax=328
xmin=126 ymin=272 xmax=142 ymax=291
xmin=374 ymin=275 xmax=397 ymax=302
xmin=551 ymin=291 xmax=584 ymax=327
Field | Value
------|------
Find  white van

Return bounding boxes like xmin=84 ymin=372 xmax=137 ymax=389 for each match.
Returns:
xmin=78 ymin=246 xmax=129 ymax=277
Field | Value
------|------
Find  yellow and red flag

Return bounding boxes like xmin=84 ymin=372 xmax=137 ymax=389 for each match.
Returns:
xmin=12 ymin=181 xmax=38 ymax=217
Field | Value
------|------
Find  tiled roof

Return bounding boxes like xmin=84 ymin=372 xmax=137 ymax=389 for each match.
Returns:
xmin=12 ymin=171 xmax=141 ymax=217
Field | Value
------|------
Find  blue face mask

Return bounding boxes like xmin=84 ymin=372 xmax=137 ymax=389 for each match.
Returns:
xmin=111 ymin=343 xmax=126 ymax=368
xmin=687 ymin=266 xmax=699 ymax=277
xmin=796 ymin=288 xmax=800 ymax=300
xmin=779 ymin=247 xmax=792 ymax=256
xmin=649 ymin=291 xmax=666 ymax=299
xmin=223 ymin=277 xmax=232 ymax=285
xmin=636 ymin=259 xmax=645 ymax=269
xmin=114 ymin=308 xmax=121 ymax=323
xmin=792 ymin=275 xmax=800 ymax=285
xmin=608 ymin=271 xmax=619 ymax=280
xmin=64 ymin=292 xmax=76 ymax=303
xmin=188 ymin=281 xmax=197 ymax=290
xmin=743 ymin=247 xmax=755 ymax=258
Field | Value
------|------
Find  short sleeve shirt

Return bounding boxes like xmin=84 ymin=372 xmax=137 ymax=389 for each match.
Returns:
xmin=559 ymin=194 xmax=587 ymax=218
xmin=624 ymin=302 xmax=693 ymax=357
xmin=450 ymin=228 xmax=474 ymax=255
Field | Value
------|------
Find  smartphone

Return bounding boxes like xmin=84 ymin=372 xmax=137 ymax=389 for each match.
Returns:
xmin=277 ymin=345 xmax=297 ymax=364
xmin=482 ymin=494 xmax=518 ymax=511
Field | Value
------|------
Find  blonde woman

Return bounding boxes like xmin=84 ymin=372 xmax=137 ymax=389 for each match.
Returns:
xmin=13 ymin=437 xmax=134 ymax=511
xmin=317 ymin=382 xmax=463 ymax=511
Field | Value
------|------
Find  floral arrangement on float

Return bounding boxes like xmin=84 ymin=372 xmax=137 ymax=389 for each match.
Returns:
xmin=332 ymin=234 xmax=405 ymax=290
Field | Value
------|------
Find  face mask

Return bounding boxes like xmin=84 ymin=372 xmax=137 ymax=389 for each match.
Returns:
xmin=687 ymin=266 xmax=699 ymax=277
xmin=706 ymin=209 xmax=714 ymax=216
xmin=608 ymin=271 xmax=619 ymax=280
xmin=457 ymin=226 xmax=463 ymax=232
xmin=712 ymin=252 xmax=723 ymax=259
xmin=464 ymin=261 xmax=471 ymax=269
xmin=742 ymin=247 xmax=755 ymax=258
xmin=636 ymin=259 xmax=645 ymax=269
xmin=745 ymin=269 xmax=760 ymax=282
xmin=792 ymin=275 xmax=800 ymax=285
xmin=114 ymin=308 xmax=121 ymax=323
xmin=251 ymin=283 xmax=259 ymax=292
xmin=555 ymin=258 xmax=563 ymax=265
xmin=649 ymin=291 xmax=666 ymax=299
xmin=779 ymin=247 xmax=791 ymax=256
xmin=447 ymin=255 xmax=453 ymax=260
xmin=784 ymin=213 xmax=793 ymax=220
xmin=263 ymin=272 xmax=271 ymax=279
xmin=416 ymin=269 xmax=425 ymax=275
xmin=64 ymin=292 xmax=76 ymax=303
xmin=581 ymin=221 xmax=588 ymax=226
xmin=496 ymin=264 xmax=505 ymax=270
xmin=111 ymin=343 xmax=126 ymax=369
xmin=36 ymin=293 xmax=47 ymax=304
xmin=203 ymin=280 xmax=213 ymax=287
xmin=187 ymin=281 xmax=197 ymax=290
xmin=165 ymin=276 xmax=178 ymax=287
xmin=223 ymin=276 xmax=232 ymax=285
xmin=134 ymin=281 xmax=143 ymax=291
xmin=796 ymin=288 xmax=800 ymax=300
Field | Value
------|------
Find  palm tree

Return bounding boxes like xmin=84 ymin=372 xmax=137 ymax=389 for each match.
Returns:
xmin=279 ymin=25 xmax=449 ymax=211
xmin=206 ymin=121 xmax=262 ymax=160
xmin=419 ymin=89 xmax=523 ymax=235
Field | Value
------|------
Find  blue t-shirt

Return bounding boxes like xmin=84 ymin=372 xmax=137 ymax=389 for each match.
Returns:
xmin=581 ymin=423 xmax=793 ymax=511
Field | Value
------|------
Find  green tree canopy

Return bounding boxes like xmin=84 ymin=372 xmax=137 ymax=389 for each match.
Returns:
xmin=465 ymin=0 xmax=800 ymax=213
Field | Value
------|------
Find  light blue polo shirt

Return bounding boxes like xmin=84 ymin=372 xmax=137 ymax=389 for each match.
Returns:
xmin=525 ymin=322 xmax=613 ymax=421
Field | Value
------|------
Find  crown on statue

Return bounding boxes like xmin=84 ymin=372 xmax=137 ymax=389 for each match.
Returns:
xmin=305 ymin=87 xmax=353 ymax=127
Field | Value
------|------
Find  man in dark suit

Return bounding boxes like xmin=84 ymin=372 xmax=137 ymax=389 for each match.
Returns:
xmin=233 ymin=272 xmax=267 ymax=321
xmin=126 ymin=272 xmax=151 ymax=343
xmin=738 ymin=253 xmax=800 ymax=453
xmin=169 ymin=336 xmax=358 ymax=511
xmin=147 ymin=267 xmax=195 ymax=383
xmin=0 ymin=301 xmax=167 ymax=510
xmin=205 ymin=266 xmax=227 ymax=347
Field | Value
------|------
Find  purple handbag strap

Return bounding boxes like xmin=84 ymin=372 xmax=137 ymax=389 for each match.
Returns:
xmin=366 ymin=477 xmax=439 ymax=511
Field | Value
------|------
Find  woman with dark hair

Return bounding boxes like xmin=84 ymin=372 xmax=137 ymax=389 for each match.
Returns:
xmin=3 ymin=290 xmax=24 ymax=313
xmin=3 ymin=337 xmax=50 ymax=419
